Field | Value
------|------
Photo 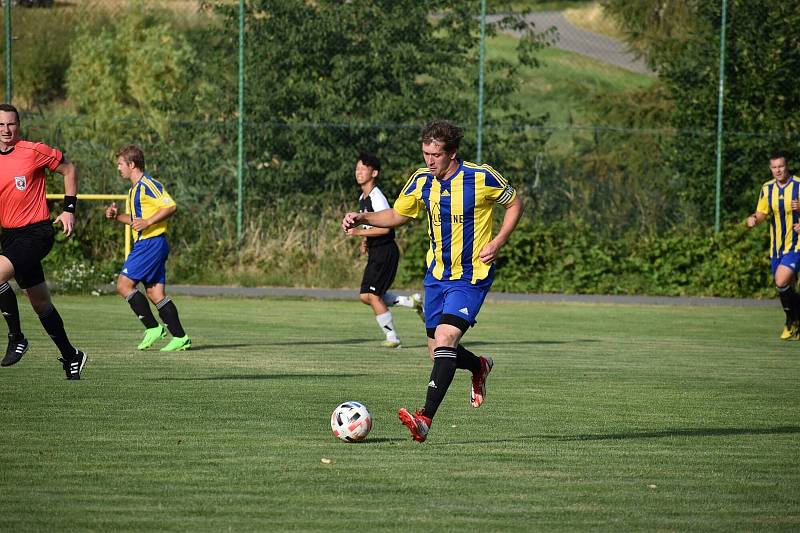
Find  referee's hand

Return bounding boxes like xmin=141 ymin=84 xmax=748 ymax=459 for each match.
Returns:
xmin=54 ymin=212 xmax=75 ymax=237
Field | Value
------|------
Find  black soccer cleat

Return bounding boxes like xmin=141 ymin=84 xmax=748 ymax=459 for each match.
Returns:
xmin=1 ymin=335 xmax=29 ymax=367
xmin=58 ymin=349 xmax=87 ymax=380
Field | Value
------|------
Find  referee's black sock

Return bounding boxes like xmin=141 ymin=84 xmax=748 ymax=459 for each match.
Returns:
xmin=456 ymin=344 xmax=481 ymax=374
xmin=156 ymin=297 xmax=186 ymax=338
xmin=422 ymin=347 xmax=458 ymax=419
xmin=125 ymin=291 xmax=158 ymax=329
xmin=0 ymin=282 xmax=22 ymax=337
xmin=38 ymin=305 xmax=75 ymax=357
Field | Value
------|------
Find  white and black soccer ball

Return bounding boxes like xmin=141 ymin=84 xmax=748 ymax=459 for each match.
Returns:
xmin=330 ymin=401 xmax=372 ymax=443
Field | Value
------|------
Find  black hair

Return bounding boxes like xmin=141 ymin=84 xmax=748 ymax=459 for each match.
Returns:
xmin=769 ymin=150 xmax=790 ymax=163
xmin=0 ymin=103 xmax=20 ymax=123
xmin=358 ymin=152 xmax=381 ymax=172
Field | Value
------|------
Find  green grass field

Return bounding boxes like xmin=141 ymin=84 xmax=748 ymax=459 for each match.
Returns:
xmin=1 ymin=295 xmax=798 ymax=531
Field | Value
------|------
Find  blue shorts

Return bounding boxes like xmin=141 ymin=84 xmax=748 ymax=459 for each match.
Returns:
xmin=424 ymin=269 xmax=494 ymax=331
xmin=121 ymin=235 xmax=170 ymax=285
xmin=771 ymin=251 xmax=800 ymax=276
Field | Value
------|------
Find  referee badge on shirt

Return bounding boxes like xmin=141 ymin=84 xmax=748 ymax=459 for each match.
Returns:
xmin=14 ymin=176 xmax=26 ymax=191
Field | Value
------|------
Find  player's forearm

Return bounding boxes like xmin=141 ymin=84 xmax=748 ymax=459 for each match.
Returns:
xmin=747 ymin=212 xmax=766 ymax=227
xmin=115 ymin=213 xmax=132 ymax=225
xmin=359 ymin=208 xmax=409 ymax=228
xmin=493 ymin=196 xmax=524 ymax=247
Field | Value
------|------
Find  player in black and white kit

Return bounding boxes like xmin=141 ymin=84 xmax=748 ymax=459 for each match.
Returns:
xmin=345 ymin=152 xmax=423 ymax=348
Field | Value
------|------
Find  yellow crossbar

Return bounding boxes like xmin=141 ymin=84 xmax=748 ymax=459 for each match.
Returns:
xmin=46 ymin=193 xmax=131 ymax=257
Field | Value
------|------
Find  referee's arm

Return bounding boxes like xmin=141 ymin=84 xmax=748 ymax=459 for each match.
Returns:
xmin=53 ymin=158 xmax=78 ymax=236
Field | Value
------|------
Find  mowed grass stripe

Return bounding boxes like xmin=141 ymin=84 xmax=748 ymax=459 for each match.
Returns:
xmin=0 ymin=296 xmax=797 ymax=531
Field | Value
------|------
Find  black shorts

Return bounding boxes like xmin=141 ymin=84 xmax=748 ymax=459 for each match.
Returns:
xmin=0 ymin=220 xmax=55 ymax=289
xmin=360 ymin=241 xmax=399 ymax=296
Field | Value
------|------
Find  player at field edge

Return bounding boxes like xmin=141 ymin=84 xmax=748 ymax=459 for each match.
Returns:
xmin=746 ymin=150 xmax=800 ymax=340
xmin=344 ymin=151 xmax=424 ymax=349
xmin=105 ymin=145 xmax=191 ymax=352
xmin=0 ymin=103 xmax=88 ymax=379
xmin=341 ymin=119 xmax=524 ymax=442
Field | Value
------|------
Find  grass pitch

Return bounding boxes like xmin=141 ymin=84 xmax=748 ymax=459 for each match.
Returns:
xmin=0 ymin=296 xmax=798 ymax=531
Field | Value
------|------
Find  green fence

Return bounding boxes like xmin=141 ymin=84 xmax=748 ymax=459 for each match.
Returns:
xmin=1 ymin=0 xmax=798 ymax=293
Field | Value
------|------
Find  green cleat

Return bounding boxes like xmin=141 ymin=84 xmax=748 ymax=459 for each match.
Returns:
xmin=160 ymin=335 xmax=192 ymax=352
xmin=138 ymin=325 xmax=167 ymax=350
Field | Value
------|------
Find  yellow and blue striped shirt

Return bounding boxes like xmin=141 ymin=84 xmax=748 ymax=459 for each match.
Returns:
xmin=126 ymin=174 xmax=176 ymax=241
xmin=756 ymin=175 xmax=800 ymax=258
xmin=394 ymin=160 xmax=516 ymax=283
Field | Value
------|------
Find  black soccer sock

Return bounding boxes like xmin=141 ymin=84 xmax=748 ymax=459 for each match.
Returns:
xmin=126 ymin=291 xmax=159 ymax=329
xmin=38 ymin=305 xmax=75 ymax=357
xmin=0 ymin=282 xmax=23 ymax=337
xmin=789 ymin=285 xmax=800 ymax=324
xmin=456 ymin=344 xmax=481 ymax=374
xmin=156 ymin=297 xmax=186 ymax=338
xmin=777 ymin=284 xmax=797 ymax=325
xmin=422 ymin=347 xmax=458 ymax=419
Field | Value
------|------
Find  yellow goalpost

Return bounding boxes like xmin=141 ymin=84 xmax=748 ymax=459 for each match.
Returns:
xmin=46 ymin=193 xmax=131 ymax=257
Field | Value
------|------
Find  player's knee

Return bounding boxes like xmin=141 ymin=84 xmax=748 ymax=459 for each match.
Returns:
xmin=116 ymin=279 xmax=135 ymax=297
xmin=358 ymin=293 xmax=373 ymax=305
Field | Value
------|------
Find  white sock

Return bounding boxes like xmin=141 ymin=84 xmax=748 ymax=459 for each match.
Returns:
xmin=376 ymin=311 xmax=399 ymax=341
xmin=384 ymin=292 xmax=413 ymax=308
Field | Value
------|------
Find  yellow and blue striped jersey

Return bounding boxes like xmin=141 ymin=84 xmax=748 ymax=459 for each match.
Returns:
xmin=756 ymin=175 xmax=800 ymax=258
xmin=394 ymin=160 xmax=516 ymax=283
xmin=126 ymin=174 xmax=176 ymax=241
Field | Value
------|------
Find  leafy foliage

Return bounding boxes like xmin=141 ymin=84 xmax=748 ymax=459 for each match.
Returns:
xmin=603 ymin=0 xmax=800 ymax=224
xmin=393 ymin=210 xmax=772 ymax=297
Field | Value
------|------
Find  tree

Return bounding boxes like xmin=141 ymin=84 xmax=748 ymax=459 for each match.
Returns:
xmin=604 ymin=0 xmax=800 ymax=224
xmin=211 ymin=0 xmax=550 ymax=203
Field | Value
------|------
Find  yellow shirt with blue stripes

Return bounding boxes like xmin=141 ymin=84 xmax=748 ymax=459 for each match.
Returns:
xmin=394 ymin=160 xmax=516 ymax=283
xmin=756 ymin=175 xmax=800 ymax=259
xmin=126 ymin=174 xmax=176 ymax=241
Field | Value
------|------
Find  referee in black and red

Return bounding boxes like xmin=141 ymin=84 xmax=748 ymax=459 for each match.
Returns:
xmin=0 ymin=103 xmax=87 ymax=379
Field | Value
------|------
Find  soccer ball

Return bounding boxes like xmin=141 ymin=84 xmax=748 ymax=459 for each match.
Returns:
xmin=330 ymin=401 xmax=372 ymax=443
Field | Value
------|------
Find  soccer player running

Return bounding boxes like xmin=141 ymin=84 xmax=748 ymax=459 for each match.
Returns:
xmin=0 ymin=103 xmax=87 ymax=379
xmin=342 ymin=120 xmax=524 ymax=442
xmin=105 ymin=145 xmax=191 ymax=352
xmin=345 ymin=152 xmax=424 ymax=348
xmin=746 ymin=150 xmax=800 ymax=340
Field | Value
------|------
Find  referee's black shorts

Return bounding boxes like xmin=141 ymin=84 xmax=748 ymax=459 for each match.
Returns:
xmin=0 ymin=220 xmax=55 ymax=289
xmin=360 ymin=240 xmax=400 ymax=296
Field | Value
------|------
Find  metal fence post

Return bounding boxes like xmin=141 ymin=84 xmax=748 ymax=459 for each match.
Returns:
xmin=714 ymin=0 xmax=728 ymax=233
xmin=476 ymin=0 xmax=486 ymax=163
xmin=237 ymin=0 xmax=245 ymax=240
xmin=4 ymin=0 xmax=11 ymax=103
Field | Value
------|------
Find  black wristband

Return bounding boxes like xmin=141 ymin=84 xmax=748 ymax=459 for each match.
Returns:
xmin=63 ymin=195 xmax=77 ymax=214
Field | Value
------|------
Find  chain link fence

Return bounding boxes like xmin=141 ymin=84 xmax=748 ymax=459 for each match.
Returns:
xmin=0 ymin=1 xmax=790 ymax=264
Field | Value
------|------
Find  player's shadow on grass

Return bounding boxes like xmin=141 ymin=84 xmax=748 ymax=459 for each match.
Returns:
xmin=467 ymin=339 xmax=600 ymax=347
xmin=261 ymin=338 xmax=376 ymax=346
xmin=185 ymin=343 xmax=257 ymax=351
xmin=152 ymin=373 xmax=369 ymax=381
xmin=555 ymin=426 xmax=800 ymax=441
xmin=444 ymin=426 xmax=800 ymax=445
xmin=348 ymin=437 xmax=404 ymax=445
